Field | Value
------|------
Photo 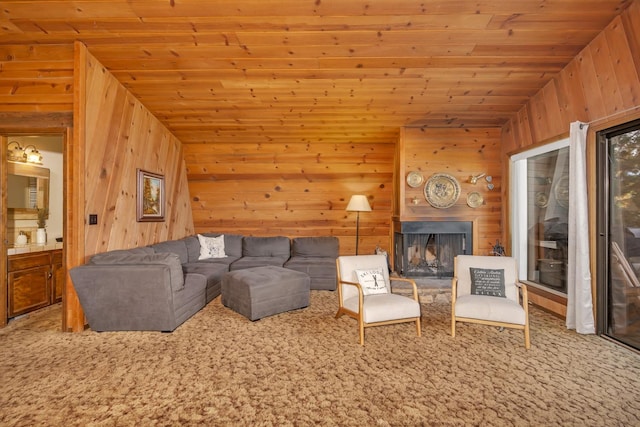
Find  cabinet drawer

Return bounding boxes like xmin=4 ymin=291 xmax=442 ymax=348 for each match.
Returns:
xmin=51 ymin=249 xmax=62 ymax=264
xmin=8 ymin=265 xmax=51 ymax=317
xmin=8 ymin=252 xmax=51 ymax=272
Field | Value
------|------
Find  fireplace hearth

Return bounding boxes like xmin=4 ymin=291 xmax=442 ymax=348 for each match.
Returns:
xmin=394 ymin=221 xmax=472 ymax=278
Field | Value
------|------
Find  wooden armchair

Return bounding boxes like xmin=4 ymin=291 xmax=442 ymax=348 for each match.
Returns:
xmin=335 ymin=255 xmax=421 ymax=345
xmin=452 ymin=255 xmax=530 ymax=349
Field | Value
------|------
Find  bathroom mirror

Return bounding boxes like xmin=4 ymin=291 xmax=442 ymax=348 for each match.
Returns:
xmin=7 ymin=161 xmax=50 ymax=220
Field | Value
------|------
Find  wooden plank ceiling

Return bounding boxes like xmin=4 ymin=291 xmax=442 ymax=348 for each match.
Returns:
xmin=0 ymin=0 xmax=633 ymax=145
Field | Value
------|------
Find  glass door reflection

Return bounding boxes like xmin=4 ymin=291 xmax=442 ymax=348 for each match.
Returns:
xmin=603 ymin=121 xmax=640 ymax=349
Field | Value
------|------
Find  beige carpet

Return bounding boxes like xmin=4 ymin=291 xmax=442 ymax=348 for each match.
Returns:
xmin=1 ymin=292 xmax=640 ymax=426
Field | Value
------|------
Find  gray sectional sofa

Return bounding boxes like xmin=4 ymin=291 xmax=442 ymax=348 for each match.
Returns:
xmin=69 ymin=234 xmax=338 ymax=332
xmin=230 ymin=236 xmax=292 ymax=270
xmin=284 ymin=236 xmax=340 ymax=291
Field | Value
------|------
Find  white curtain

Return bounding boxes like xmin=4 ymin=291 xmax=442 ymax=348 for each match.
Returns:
xmin=566 ymin=121 xmax=595 ymax=334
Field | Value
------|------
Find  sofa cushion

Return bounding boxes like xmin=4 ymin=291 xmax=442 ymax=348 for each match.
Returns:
xmin=90 ymin=252 xmax=185 ymax=292
xmin=230 ymin=256 xmax=290 ymax=270
xmin=242 ymin=236 xmax=290 ymax=257
xmin=284 ymin=257 xmax=336 ymax=277
xmin=183 ymin=262 xmax=229 ymax=302
xmin=150 ymin=240 xmax=189 ymax=264
xmin=194 ymin=256 xmax=240 ymax=267
xmin=291 ymin=236 xmax=339 ymax=257
xmin=183 ymin=262 xmax=228 ymax=282
xmin=284 ymin=257 xmax=337 ymax=290
xmin=182 ymin=236 xmax=201 ymax=263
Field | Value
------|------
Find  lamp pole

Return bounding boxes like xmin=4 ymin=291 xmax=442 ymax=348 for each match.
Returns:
xmin=355 ymin=210 xmax=360 ymax=255
xmin=346 ymin=195 xmax=372 ymax=256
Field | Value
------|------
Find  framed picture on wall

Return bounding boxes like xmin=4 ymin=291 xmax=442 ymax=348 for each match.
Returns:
xmin=136 ymin=169 xmax=165 ymax=222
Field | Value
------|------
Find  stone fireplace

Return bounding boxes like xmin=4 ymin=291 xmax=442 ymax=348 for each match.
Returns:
xmin=393 ymin=221 xmax=473 ymax=278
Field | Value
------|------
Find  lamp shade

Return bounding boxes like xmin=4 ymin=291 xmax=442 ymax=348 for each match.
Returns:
xmin=346 ymin=195 xmax=372 ymax=212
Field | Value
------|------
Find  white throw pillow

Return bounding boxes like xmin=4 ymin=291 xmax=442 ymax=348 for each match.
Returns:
xmin=355 ymin=267 xmax=388 ymax=295
xmin=197 ymin=234 xmax=227 ymax=260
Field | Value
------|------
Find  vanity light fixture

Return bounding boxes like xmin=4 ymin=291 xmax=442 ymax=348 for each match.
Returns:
xmin=23 ymin=144 xmax=43 ymax=164
xmin=7 ymin=140 xmax=25 ymax=162
xmin=7 ymin=141 xmax=44 ymax=164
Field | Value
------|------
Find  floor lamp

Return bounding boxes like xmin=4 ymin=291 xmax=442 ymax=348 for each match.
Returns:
xmin=346 ymin=195 xmax=372 ymax=255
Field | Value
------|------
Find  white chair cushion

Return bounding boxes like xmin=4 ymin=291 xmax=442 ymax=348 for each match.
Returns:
xmin=455 ymin=295 xmax=526 ymax=325
xmin=344 ymin=294 xmax=420 ymax=323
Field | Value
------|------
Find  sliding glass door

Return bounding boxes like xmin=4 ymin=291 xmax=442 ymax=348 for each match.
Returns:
xmin=597 ymin=119 xmax=640 ymax=350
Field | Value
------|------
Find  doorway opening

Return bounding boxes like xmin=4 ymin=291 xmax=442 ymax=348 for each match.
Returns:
xmin=3 ymin=133 xmax=64 ymax=330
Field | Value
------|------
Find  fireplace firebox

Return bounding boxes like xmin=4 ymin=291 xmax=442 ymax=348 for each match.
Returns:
xmin=394 ymin=221 xmax=472 ymax=277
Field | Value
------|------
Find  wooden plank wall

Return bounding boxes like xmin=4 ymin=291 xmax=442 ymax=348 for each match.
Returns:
xmin=502 ymin=1 xmax=640 ymax=151
xmin=185 ymin=141 xmax=395 ymax=255
xmin=501 ymin=1 xmax=640 ymax=249
xmin=500 ymin=1 xmax=640 ymax=316
xmin=80 ymin=48 xmax=194 ymax=257
xmin=0 ymin=44 xmax=74 ymax=329
xmin=398 ymin=127 xmax=503 ymax=256
xmin=0 ymin=44 xmax=74 ymax=114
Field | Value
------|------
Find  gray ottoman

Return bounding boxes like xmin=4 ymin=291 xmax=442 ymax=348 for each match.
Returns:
xmin=221 ymin=266 xmax=310 ymax=321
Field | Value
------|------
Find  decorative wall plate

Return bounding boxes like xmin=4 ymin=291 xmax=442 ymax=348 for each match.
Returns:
xmin=535 ymin=192 xmax=549 ymax=208
xmin=406 ymin=171 xmax=424 ymax=188
xmin=466 ymin=191 xmax=484 ymax=208
xmin=424 ymin=173 xmax=461 ymax=209
xmin=553 ymin=175 xmax=569 ymax=208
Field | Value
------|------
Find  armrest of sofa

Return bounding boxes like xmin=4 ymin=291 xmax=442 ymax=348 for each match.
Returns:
xmin=89 ymin=252 xmax=185 ymax=291
xmin=69 ymin=263 xmax=180 ymax=331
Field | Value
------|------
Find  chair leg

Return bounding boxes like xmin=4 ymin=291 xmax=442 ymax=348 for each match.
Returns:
xmin=524 ymin=323 xmax=531 ymax=349
xmin=415 ymin=318 xmax=422 ymax=337
xmin=359 ymin=320 xmax=365 ymax=346
xmin=451 ymin=315 xmax=456 ymax=337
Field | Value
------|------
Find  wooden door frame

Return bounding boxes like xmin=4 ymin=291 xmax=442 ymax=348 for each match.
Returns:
xmin=0 ymin=113 xmax=73 ymax=329
xmin=1 ymin=135 xmax=7 ymax=327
